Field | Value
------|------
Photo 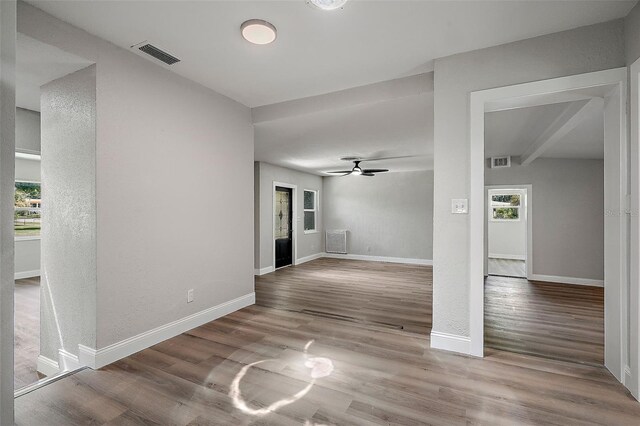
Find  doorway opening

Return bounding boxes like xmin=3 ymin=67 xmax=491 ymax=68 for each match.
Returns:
xmin=486 ymin=187 xmax=529 ymax=279
xmin=14 ymin=33 xmax=95 ymax=394
xmin=469 ymin=68 xmax=628 ymax=388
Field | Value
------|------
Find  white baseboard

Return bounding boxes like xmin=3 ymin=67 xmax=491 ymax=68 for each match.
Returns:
xmin=430 ymin=331 xmax=471 ymax=355
xmin=256 ymin=252 xmax=432 ymax=276
xmin=254 ymin=266 xmax=275 ymax=276
xmin=296 ymin=252 xmax=323 ymax=265
xmin=79 ymin=292 xmax=255 ymax=370
xmin=36 ymin=355 xmax=59 ymax=377
xmin=530 ymin=274 xmax=603 ymax=287
xmin=488 ymin=254 xmax=525 ymax=261
xmin=323 ymin=252 xmax=433 ymax=266
xmin=59 ymin=349 xmax=82 ymax=371
xmin=15 ymin=269 xmax=40 ymax=280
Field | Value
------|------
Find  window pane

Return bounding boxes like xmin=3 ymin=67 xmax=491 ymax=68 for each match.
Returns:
xmin=304 ymin=190 xmax=315 ymax=210
xmin=491 ymin=194 xmax=520 ymax=206
xmin=275 ymin=190 xmax=290 ymax=239
xmin=304 ymin=211 xmax=315 ymax=231
xmin=15 ymin=181 xmax=41 ymax=237
xmin=493 ymin=207 xmax=519 ymax=220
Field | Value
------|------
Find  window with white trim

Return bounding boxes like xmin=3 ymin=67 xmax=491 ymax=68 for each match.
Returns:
xmin=15 ymin=181 xmax=41 ymax=237
xmin=490 ymin=193 xmax=521 ymax=221
xmin=303 ymin=190 xmax=317 ymax=232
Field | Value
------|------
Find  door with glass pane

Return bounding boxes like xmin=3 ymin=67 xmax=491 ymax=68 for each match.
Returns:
xmin=275 ymin=186 xmax=293 ymax=268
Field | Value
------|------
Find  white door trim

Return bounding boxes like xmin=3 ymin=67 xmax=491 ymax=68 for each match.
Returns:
xmin=629 ymin=57 xmax=640 ymax=399
xmin=484 ymin=185 xmax=532 ymax=280
xmin=469 ymin=68 xmax=628 ymax=388
xmin=272 ymin=181 xmax=297 ymax=269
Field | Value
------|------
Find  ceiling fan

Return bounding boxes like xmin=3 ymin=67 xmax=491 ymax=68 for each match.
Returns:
xmin=327 ymin=160 xmax=389 ymax=177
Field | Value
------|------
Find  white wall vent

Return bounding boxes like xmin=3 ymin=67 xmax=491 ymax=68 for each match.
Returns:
xmin=490 ymin=156 xmax=511 ymax=168
xmin=326 ymin=230 xmax=347 ymax=254
xmin=131 ymin=41 xmax=181 ymax=65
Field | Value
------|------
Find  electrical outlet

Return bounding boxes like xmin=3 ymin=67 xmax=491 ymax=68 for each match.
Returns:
xmin=187 ymin=289 xmax=194 ymax=303
xmin=451 ymin=199 xmax=468 ymax=214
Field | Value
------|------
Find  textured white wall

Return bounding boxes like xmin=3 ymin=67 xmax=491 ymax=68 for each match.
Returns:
xmin=95 ymin=47 xmax=253 ymax=347
xmin=40 ymin=65 xmax=97 ymax=360
xmin=323 ymin=170 xmax=434 ymax=260
xmin=487 ymin=189 xmax=526 ymax=259
xmin=432 ymin=20 xmax=624 ymax=337
xmin=20 ymin=2 xmax=255 ymax=351
xmin=16 ymin=107 xmax=39 ymax=153
xmin=256 ymin=162 xmax=323 ymax=269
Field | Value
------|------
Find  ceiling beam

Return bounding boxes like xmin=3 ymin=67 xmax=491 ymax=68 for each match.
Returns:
xmin=520 ymin=97 xmax=602 ymax=165
xmin=252 ymin=73 xmax=433 ymax=124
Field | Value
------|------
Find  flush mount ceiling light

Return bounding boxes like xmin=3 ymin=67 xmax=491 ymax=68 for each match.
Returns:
xmin=241 ymin=19 xmax=277 ymax=45
xmin=307 ymin=0 xmax=348 ymax=11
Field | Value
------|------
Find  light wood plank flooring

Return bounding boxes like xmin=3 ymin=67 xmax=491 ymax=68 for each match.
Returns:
xmin=15 ymin=303 xmax=640 ymax=425
xmin=256 ymin=258 xmax=432 ymax=334
xmin=15 ymin=259 xmax=634 ymax=425
xmin=485 ymin=275 xmax=604 ymax=365
xmin=15 ymin=277 xmax=43 ymax=390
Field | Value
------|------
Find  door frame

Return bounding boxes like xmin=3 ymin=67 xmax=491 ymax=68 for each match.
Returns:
xmin=272 ymin=181 xmax=297 ymax=269
xmin=629 ymin=57 xmax=640 ymax=399
xmin=469 ymin=68 xmax=628 ymax=386
xmin=484 ymin=185 xmax=532 ymax=280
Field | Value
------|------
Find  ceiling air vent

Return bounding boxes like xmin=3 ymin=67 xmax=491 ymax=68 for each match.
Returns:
xmin=134 ymin=42 xmax=180 ymax=65
xmin=490 ymin=156 xmax=511 ymax=169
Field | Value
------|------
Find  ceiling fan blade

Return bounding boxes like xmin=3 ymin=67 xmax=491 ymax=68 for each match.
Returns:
xmin=363 ymin=169 xmax=389 ymax=173
xmin=327 ymin=171 xmax=353 ymax=174
xmin=361 ymin=154 xmax=427 ymax=162
xmin=362 ymin=173 xmax=375 ymax=176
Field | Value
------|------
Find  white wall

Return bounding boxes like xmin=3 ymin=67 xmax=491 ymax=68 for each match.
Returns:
xmin=323 ymin=170 xmax=433 ymax=261
xmin=626 ymin=2 xmax=640 ymax=65
xmin=16 ymin=107 xmax=39 ymax=153
xmin=432 ymin=20 xmax=624 ymax=338
xmin=487 ymin=189 xmax=526 ymax=260
xmin=20 ymin=2 xmax=255 ymax=358
xmin=15 ymin=108 xmax=41 ymax=279
xmin=0 ymin=0 xmax=16 ymax=420
xmin=627 ymin=2 xmax=640 ymax=398
xmin=486 ymin=159 xmax=604 ymax=281
xmin=40 ymin=65 xmax=96 ymax=361
xmin=256 ymin=162 xmax=323 ymax=271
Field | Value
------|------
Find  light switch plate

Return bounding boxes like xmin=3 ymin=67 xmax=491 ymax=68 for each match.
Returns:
xmin=452 ymin=199 xmax=468 ymax=214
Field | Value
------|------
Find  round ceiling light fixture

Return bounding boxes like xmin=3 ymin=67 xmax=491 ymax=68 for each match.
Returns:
xmin=307 ymin=0 xmax=348 ymax=11
xmin=241 ymin=19 xmax=277 ymax=45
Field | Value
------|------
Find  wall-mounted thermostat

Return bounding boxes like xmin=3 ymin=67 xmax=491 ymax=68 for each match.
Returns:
xmin=452 ymin=199 xmax=468 ymax=214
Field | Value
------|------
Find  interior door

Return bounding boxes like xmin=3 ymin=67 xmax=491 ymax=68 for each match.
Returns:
xmin=275 ymin=186 xmax=293 ymax=268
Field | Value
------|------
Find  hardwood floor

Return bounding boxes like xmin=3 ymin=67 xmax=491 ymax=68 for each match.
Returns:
xmin=15 ymin=259 xmax=637 ymax=425
xmin=15 ymin=277 xmax=43 ymax=390
xmin=15 ymin=303 xmax=640 ymax=425
xmin=485 ymin=275 xmax=604 ymax=365
xmin=256 ymin=258 xmax=432 ymax=334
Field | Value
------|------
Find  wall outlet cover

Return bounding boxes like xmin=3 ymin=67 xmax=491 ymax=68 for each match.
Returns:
xmin=452 ymin=199 xmax=468 ymax=214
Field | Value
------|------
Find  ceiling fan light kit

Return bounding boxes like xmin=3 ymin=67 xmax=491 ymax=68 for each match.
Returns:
xmin=327 ymin=160 xmax=389 ymax=177
xmin=307 ymin=0 xmax=348 ymax=11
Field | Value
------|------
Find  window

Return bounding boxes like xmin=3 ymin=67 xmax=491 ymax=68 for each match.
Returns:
xmin=15 ymin=181 xmax=41 ymax=237
xmin=303 ymin=189 xmax=317 ymax=232
xmin=490 ymin=193 xmax=520 ymax=221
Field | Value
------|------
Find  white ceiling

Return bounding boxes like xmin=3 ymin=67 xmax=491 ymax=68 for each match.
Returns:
xmin=485 ymin=100 xmax=604 ymax=161
xmin=28 ymin=0 xmax=635 ymax=108
xmin=17 ymin=33 xmax=93 ymax=111
xmin=254 ymin=73 xmax=433 ymax=175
